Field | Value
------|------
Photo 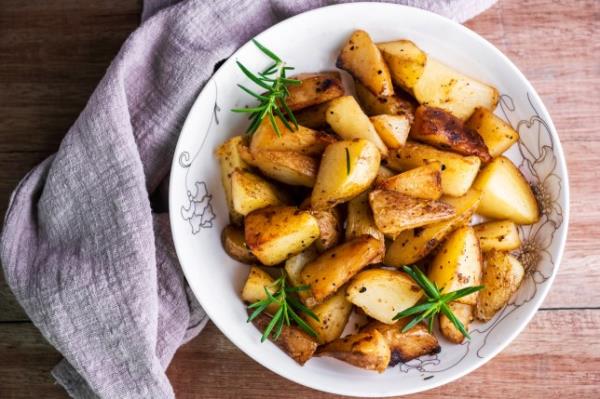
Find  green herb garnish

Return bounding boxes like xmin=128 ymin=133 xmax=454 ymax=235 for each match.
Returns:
xmin=394 ymin=265 xmax=484 ymax=339
xmin=231 ymin=40 xmax=300 ymax=136
xmin=345 ymin=147 xmax=351 ymax=175
xmin=247 ymin=271 xmax=319 ymax=342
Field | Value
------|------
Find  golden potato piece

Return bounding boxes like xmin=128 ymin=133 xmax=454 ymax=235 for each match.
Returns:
xmin=336 ymin=30 xmax=394 ymax=97
xmin=374 ymin=165 xmax=396 ymax=186
xmin=245 ymin=206 xmax=320 ymax=265
xmin=377 ymin=39 xmax=427 ymax=91
xmin=294 ymin=101 xmax=331 ymax=130
xmin=317 ymin=329 xmax=391 ymax=372
xmin=250 ymin=118 xmax=337 ymax=156
xmin=354 ymin=80 xmax=415 ymax=119
xmin=305 ymin=287 xmax=353 ymax=344
xmin=221 ymin=224 xmax=257 ymax=264
xmin=465 ymin=107 xmax=520 ymax=158
xmin=230 ymin=169 xmax=285 ymax=216
xmin=370 ymin=114 xmax=411 ymax=149
xmin=284 ymin=247 xmax=319 ymax=307
xmin=346 ymin=269 xmax=423 ymax=324
xmin=215 ymin=136 xmax=250 ymax=224
xmin=369 ymin=190 xmax=455 ymax=238
xmin=473 ymin=156 xmax=540 ymax=224
xmin=241 ymin=266 xmax=278 ymax=314
xmin=301 ymin=236 xmax=383 ymax=303
xmin=439 ymin=302 xmax=474 ymax=344
xmin=244 ymin=149 xmax=318 ymax=187
xmin=311 ymin=139 xmax=380 ymax=210
xmin=376 ymin=162 xmax=442 ymax=200
xmin=474 ymin=220 xmax=521 ymax=252
xmin=345 ymin=192 xmax=385 ymax=261
xmin=285 ymin=71 xmax=345 ymax=111
xmin=477 ymin=251 xmax=525 ymax=321
xmin=313 ymin=209 xmax=343 ymax=252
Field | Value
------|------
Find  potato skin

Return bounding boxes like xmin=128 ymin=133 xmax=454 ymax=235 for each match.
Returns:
xmin=376 ymin=162 xmax=443 ymax=200
xmin=250 ymin=118 xmax=337 ymax=156
xmin=285 ymin=71 xmax=345 ymax=111
xmin=317 ymin=329 xmax=391 ymax=372
xmin=304 ymin=287 xmax=353 ymax=344
xmin=221 ymin=225 xmax=257 ymax=264
xmin=465 ymin=107 xmax=519 ymax=158
xmin=439 ymin=302 xmax=474 ymax=343
xmin=354 ymin=80 xmax=415 ymax=119
xmin=313 ymin=208 xmax=343 ymax=252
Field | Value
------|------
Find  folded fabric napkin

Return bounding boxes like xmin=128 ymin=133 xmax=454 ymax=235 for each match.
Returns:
xmin=0 ymin=0 xmax=496 ymax=397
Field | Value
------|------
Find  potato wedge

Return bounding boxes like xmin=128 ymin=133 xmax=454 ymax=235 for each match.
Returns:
xmin=215 ymin=136 xmax=250 ymax=224
xmin=362 ymin=319 xmax=440 ymax=364
xmin=384 ymin=188 xmax=481 ymax=266
xmin=221 ymin=224 xmax=257 ymax=264
xmin=251 ymin=312 xmax=318 ymax=365
xmin=474 ymin=220 xmax=521 ymax=252
xmin=317 ymin=329 xmax=390 ymax=372
xmin=245 ymin=206 xmax=320 ymax=265
xmin=370 ymin=114 xmax=411 ymax=149
xmin=244 ymin=149 xmax=318 ymax=187
xmin=241 ymin=266 xmax=278 ymax=314
xmin=326 ymin=96 xmax=388 ymax=156
xmin=477 ymin=251 xmax=525 ymax=321
xmin=311 ymin=139 xmax=380 ymax=210
xmin=439 ymin=302 xmax=474 ymax=343
xmin=354 ymin=80 xmax=415 ymax=119
xmin=304 ymin=287 xmax=353 ymax=344
xmin=301 ymin=236 xmax=383 ymax=303
xmin=377 ymin=39 xmax=427 ymax=91
xmin=346 ymin=269 xmax=423 ymax=324
xmin=299 ymin=198 xmax=343 ymax=253
xmin=413 ymin=58 xmax=499 ymax=120
xmin=410 ymin=105 xmax=491 ymax=162
xmin=285 ymin=247 xmax=319 ymax=307
xmin=345 ymin=192 xmax=385 ymax=261
xmin=376 ymin=162 xmax=442 ymax=200
xmin=386 ymin=142 xmax=481 ymax=197
xmin=369 ymin=190 xmax=455 ymax=238
xmin=428 ymin=226 xmax=483 ymax=305
xmin=250 ymin=118 xmax=337 ymax=156
xmin=336 ymin=30 xmax=394 ymax=97
xmin=473 ymin=156 xmax=540 ymax=224
xmin=294 ymin=101 xmax=331 ymax=130
xmin=230 ymin=169 xmax=285 ymax=215
xmin=465 ymin=107 xmax=520 ymax=158
xmin=285 ymin=71 xmax=345 ymax=111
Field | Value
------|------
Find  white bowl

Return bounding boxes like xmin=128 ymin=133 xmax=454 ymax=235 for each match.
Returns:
xmin=169 ymin=3 xmax=569 ymax=397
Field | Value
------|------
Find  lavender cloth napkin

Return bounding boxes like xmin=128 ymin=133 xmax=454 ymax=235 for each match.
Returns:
xmin=0 ymin=0 xmax=496 ymax=397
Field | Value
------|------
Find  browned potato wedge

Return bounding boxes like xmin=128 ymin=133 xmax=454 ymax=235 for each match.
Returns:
xmin=231 ymin=169 xmax=285 ymax=215
xmin=374 ymin=165 xmax=396 ymax=186
xmin=325 ymin=96 xmax=388 ymax=156
xmin=386 ymin=142 xmax=481 ymax=197
xmin=439 ymin=302 xmax=474 ymax=343
xmin=473 ymin=156 xmax=540 ymax=224
xmin=410 ymin=105 xmax=492 ymax=162
xmin=474 ymin=220 xmax=521 ymax=252
xmin=370 ymin=114 xmax=411 ymax=149
xmin=369 ymin=190 xmax=455 ymax=238
xmin=285 ymin=72 xmax=345 ymax=111
xmin=311 ymin=139 xmax=380 ymax=210
xmin=384 ymin=189 xmax=481 ymax=266
xmin=377 ymin=39 xmax=427 ymax=91
xmin=362 ymin=319 xmax=440 ymax=364
xmin=428 ymin=226 xmax=483 ymax=305
xmin=241 ymin=266 xmax=278 ymax=314
xmin=376 ymin=162 xmax=442 ymax=200
xmin=465 ymin=107 xmax=520 ymax=158
xmin=215 ymin=136 xmax=250 ymax=224
xmin=477 ymin=251 xmax=525 ymax=321
xmin=245 ymin=206 xmax=320 ymax=265
xmin=250 ymin=118 xmax=336 ymax=156
xmin=300 ymin=197 xmax=343 ymax=252
xmin=251 ymin=312 xmax=318 ymax=365
xmin=354 ymin=80 xmax=415 ymax=119
xmin=301 ymin=236 xmax=383 ymax=303
xmin=345 ymin=192 xmax=385 ymax=261
xmin=346 ymin=269 xmax=423 ymax=324
xmin=284 ymin=247 xmax=319 ymax=307
xmin=294 ymin=101 xmax=331 ymax=130
xmin=317 ymin=329 xmax=390 ymax=372
xmin=244 ymin=149 xmax=318 ymax=187
xmin=304 ymin=287 xmax=353 ymax=344
xmin=221 ymin=225 xmax=257 ymax=264
xmin=336 ymin=30 xmax=394 ymax=97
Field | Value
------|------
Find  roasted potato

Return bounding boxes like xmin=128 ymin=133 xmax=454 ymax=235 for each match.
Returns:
xmin=251 ymin=312 xmax=318 ymax=365
xmin=301 ymin=236 xmax=383 ymax=303
xmin=241 ymin=266 xmax=278 ymax=314
xmin=410 ymin=105 xmax=492 ymax=162
xmin=474 ymin=220 xmax=521 ymax=252
xmin=374 ymin=165 xmax=396 ymax=186
xmin=215 ymin=136 xmax=250 ymax=224
xmin=465 ymin=107 xmax=520 ymax=158
xmin=230 ymin=169 xmax=285 ymax=215
xmin=317 ymin=329 xmax=391 ymax=372
xmin=369 ymin=190 xmax=455 ymax=238
xmin=346 ymin=269 xmax=423 ymax=324
xmin=362 ymin=319 xmax=440 ymax=364
xmin=473 ymin=156 xmax=540 ymax=224
xmin=377 ymin=39 xmax=427 ymax=92
xmin=304 ymin=287 xmax=353 ymax=344
xmin=242 ymin=149 xmax=318 ymax=187
xmin=221 ymin=224 xmax=257 ymax=264
xmin=376 ymin=162 xmax=442 ymax=200
xmin=250 ymin=118 xmax=337 ymax=156
xmin=285 ymin=247 xmax=319 ymax=307
xmin=326 ymin=96 xmax=388 ymax=156
xmin=245 ymin=206 xmax=320 ymax=265
xmin=439 ymin=302 xmax=474 ymax=343
xmin=384 ymin=188 xmax=481 ymax=266
xmin=285 ymin=71 xmax=345 ymax=111
xmin=476 ymin=251 xmax=525 ymax=321
xmin=345 ymin=192 xmax=385 ymax=261
xmin=386 ymin=142 xmax=481 ymax=197
xmin=336 ymin=30 xmax=394 ymax=97
xmin=428 ymin=226 xmax=483 ymax=305
xmin=354 ymin=80 xmax=415 ymax=119
xmin=413 ymin=58 xmax=499 ymax=120
xmin=311 ymin=139 xmax=380 ymax=210
xmin=294 ymin=101 xmax=331 ymax=130
xmin=314 ymin=209 xmax=343 ymax=252
xmin=370 ymin=114 xmax=411 ymax=149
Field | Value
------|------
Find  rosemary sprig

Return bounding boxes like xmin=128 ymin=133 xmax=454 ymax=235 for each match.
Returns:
xmin=394 ymin=266 xmax=484 ymax=339
xmin=345 ymin=148 xmax=351 ymax=175
xmin=231 ymin=40 xmax=300 ymax=136
xmin=247 ymin=271 xmax=319 ymax=342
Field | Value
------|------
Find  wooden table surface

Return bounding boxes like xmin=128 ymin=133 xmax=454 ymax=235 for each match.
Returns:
xmin=1 ymin=0 xmax=599 ymax=397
